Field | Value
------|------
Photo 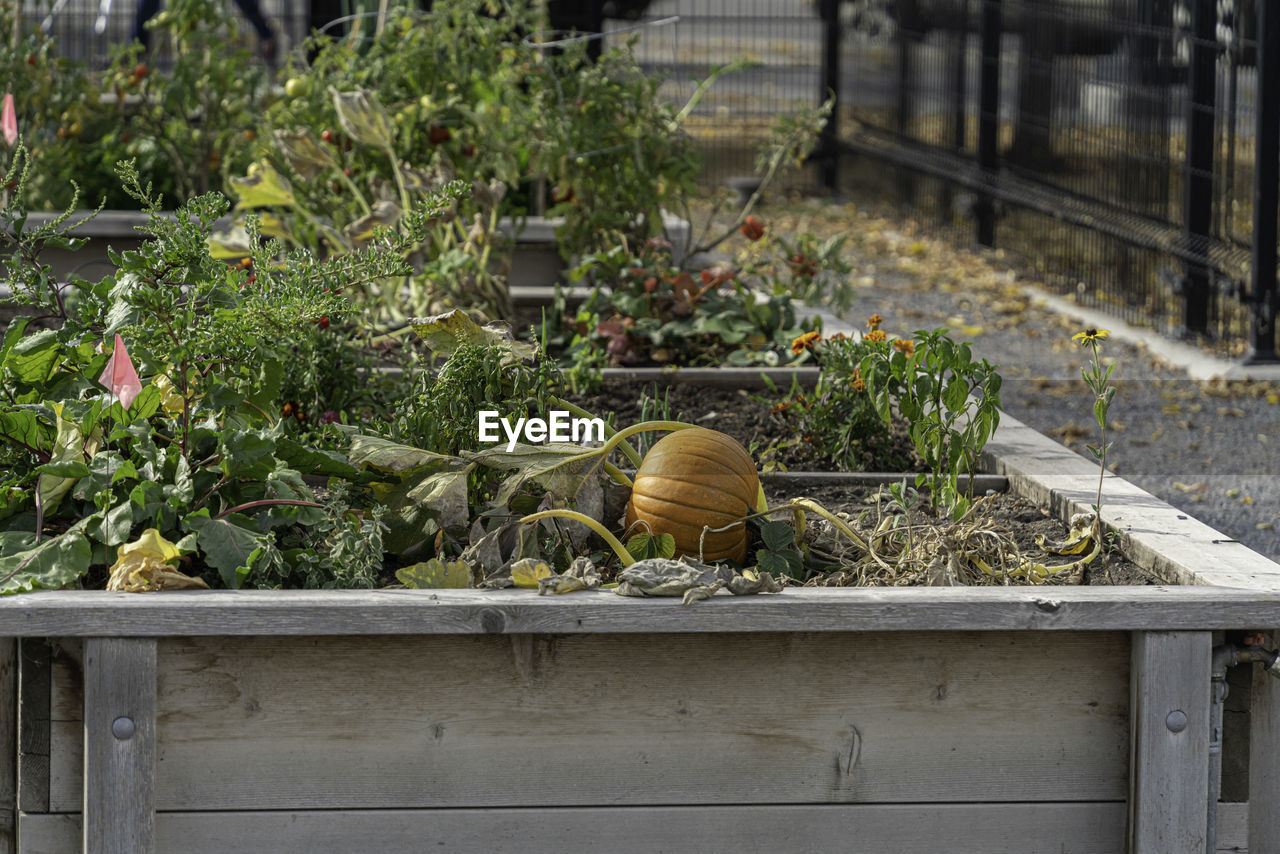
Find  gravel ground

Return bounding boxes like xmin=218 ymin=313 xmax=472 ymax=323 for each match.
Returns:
xmin=700 ymin=196 xmax=1280 ymax=562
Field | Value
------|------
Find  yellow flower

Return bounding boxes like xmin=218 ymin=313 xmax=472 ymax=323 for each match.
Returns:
xmin=851 ymin=369 xmax=866 ymax=393
xmin=790 ymin=331 xmax=821 ymax=354
xmin=892 ymin=338 xmax=915 ymax=355
xmin=865 ymin=329 xmax=887 ymax=343
xmin=1072 ymin=328 xmax=1110 ymax=344
xmin=866 ymin=314 xmax=883 ymax=330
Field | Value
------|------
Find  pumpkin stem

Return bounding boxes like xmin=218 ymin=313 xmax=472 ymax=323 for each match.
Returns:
xmin=602 ymin=461 xmax=632 ymax=488
xmin=789 ymin=498 xmax=871 ymax=554
xmin=548 ymin=396 xmax=644 ymax=469
xmin=518 ymin=509 xmax=635 ymax=567
xmin=597 ymin=420 xmax=695 ymax=462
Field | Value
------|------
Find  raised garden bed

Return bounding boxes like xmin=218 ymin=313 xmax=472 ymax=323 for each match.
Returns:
xmin=3 ymin=404 xmax=1280 ymax=853
xmin=19 ymin=211 xmax=692 ymax=289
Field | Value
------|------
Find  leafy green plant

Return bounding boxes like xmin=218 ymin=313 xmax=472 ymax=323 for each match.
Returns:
xmin=0 ymin=154 xmax=416 ymax=592
xmin=856 ymin=319 xmax=1003 ymax=519
xmin=550 ymin=233 xmax=824 ymax=369
xmin=1 ymin=0 xmax=266 ymax=210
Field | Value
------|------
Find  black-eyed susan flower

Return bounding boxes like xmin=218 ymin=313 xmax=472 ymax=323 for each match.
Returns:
xmin=1072 ymin=328 xmax=1110 ymax=344
xmin=791 ymin=331 xmax=821 ymax=354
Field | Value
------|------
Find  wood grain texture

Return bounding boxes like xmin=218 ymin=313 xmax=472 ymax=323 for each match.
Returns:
xmin=1128 ymin=631 xmax=1212 ymax=854
xmin=17 ymin=640 xmax=49 ymax=815
xmin=82 ymin=639 xmax=155 ymax=854
xmin=2 ymin=587 xmax=1280 ymax=637
xmin=1250 ymin=649 xmax=1280 ymax=854
xmin=986 ymin=410 xmax=1280 ymax=590
xmin=17 ymin=803 xmax=1128 ymax=854
xmin=45 ymin=632 xmax=1130 ymax=812
xmin=0 ymin=639 xmax=14 ymax=854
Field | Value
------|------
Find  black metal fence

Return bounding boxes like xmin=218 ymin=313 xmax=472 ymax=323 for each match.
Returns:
xmin=622 ymin=0 xmax=1279 ymax=360
xmin=19 ymin=0 xmax=308 ymax=69
xmin=19 ymin=0 xmax=1280 ymax=357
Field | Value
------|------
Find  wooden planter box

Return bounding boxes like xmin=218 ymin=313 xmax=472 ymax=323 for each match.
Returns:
xmin=19 ymin=212 xmax=692 ymax=289
xmin=2 ymin=411 xmax=1280 ymax=853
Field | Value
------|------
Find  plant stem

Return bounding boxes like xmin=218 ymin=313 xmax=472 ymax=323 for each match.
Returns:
xmin=519 ymin=508 xmax=633 ymax=566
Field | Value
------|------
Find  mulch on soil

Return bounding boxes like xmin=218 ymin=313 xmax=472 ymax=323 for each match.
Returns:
xmin=567 ymin=377 xmax=1151 ymax=586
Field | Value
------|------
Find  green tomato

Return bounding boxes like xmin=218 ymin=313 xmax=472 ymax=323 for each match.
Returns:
xmin=285 ymin=77 xmax=311 ymax=99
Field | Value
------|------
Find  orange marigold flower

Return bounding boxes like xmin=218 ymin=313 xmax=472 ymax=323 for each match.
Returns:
xmin=866 ymin=314 xmax=884 ymax=330
xmin=829 ymin=332 xmax=848 ymax=341
xmin=851 ymin=376 xmax=866 ymax=393
xmin=790 ymin=331 xmax=821 ymax=354
xmin=893 ymin=338 xmax=915 ymax=355
xmin=865 ymin=329 xmax=887 ymax=343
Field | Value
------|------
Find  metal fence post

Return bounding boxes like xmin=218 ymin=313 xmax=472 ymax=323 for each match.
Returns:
xmin=819 ymin=0 xmax=842 ymax=191
xmin=1181 ymin=0 xmax=1216 ymax=339
xmin=976 ymin=0 xmax=1001 ymax=247
xmin=1249 ymin=0 xmax=1280 ymax=362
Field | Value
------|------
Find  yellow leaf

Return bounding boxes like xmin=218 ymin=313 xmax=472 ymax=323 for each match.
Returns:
xmin=510 ymin=558 xmax=552 ymax=589
xmin=107 ymin=529 xmax=207 ymax=592
xmin=396 ymin=558 xmax=472 ymax=589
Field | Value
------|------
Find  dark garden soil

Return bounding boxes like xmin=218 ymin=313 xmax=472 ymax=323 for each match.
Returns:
xmin=567 ymin=378 xmax=921 ymax=473
xmin=569 ymin=378 xmax=1153 ymax=587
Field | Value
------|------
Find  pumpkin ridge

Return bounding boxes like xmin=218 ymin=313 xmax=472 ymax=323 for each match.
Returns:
xmin=628 ymin=492 xmax=744 ymax=526
xmin=643 ymin=448 xmax=758 ymax=494
xmin=627 ymin=483 xmax=752 ymax=517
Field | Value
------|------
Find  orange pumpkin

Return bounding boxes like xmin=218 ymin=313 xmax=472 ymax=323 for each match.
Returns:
xmin=624 ymin=427 xmax=760 ymax=563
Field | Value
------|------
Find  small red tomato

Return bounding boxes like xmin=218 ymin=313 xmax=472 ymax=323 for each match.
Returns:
xmin=428 ymin=125 xmax=450 ymax=145
xmin=25 ymin=55 xmax=37 ymax=67
xmin=314 ymin=316 xmax=330 ymax=330
xmin=132 ymin=63 xmax=149 ymax=79
xmin=643 ymin=277 xmax=658 ymax=293
xmin=551 ymin=185 xmax=574 ymax=204
xmin=739 ymin=215 xmax=765 ymax=241
xmin=462 ymin=142 xmax=476 ymax=158
xmin=321 ymin=129 xmax=335 ymax=144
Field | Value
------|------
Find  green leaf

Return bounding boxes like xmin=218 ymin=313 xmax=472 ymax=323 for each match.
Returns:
xmin=462 ymin=442 xmax=597 ymax=510
xmin=755 ymin=548 xmax=803 ymax=580
xmin=0 ymin=406 xmax=53 ymax=454
xmin=759 ymin=520 xmax=795 ymax=552
xmin=396 ymin=558 xmax=473 ymax=589
xmin=273 ymin=437 xmax=360 ymax=479
xmin=0 ymin=529 xmax=92 ymax=594
xmin=5 ymin=330 xmax=59 ymax=385
xmin=407 ymin=309 xmax=536 ymax=362
xmin=626 ymin=531 xmax=676 ymax=561
xmin=86 ymin=501 xmax=135 ymax=547
xmin=183 ymin=509 xmax=271 ymax=589
xmin=38 ymin=460 xmax=90 ymax=478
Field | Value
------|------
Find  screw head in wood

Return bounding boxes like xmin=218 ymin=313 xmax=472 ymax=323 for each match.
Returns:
xmin=1165 ymin=710 xmax=1188 ymax=733
xmin=111 ymin=716 xmax=135 ymax=740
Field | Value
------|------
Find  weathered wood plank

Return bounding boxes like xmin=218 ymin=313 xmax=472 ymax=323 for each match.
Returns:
xmin=0 ymin=638 xmax=15 ymax=854
xmin=1218 ymin=802 xmax=1249 ymax=853
xmin=1250 ymin=643 xmax=1280 ymax=854
xmin=986 ymin=411 xmax=1280 ymax=589
xmin=17 ymin=640 xmax=49 ymax=815
xmin=17 ymin=803 xmax=1129 ymax=854
xmin=82 ymin=638 xmax=156 ymax=854
xmin=1 ymin=587 xmax=1280 ymax=637
xmin=46 ymin=632 xmax=1130 ymax=811
xmin=1129 ymin=631 xmax=1212 ymax=854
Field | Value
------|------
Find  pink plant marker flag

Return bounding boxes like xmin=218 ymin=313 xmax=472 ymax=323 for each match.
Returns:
xmin=98 ymin=334 xmax=143 ymax=410
xmin=2 ymin=94 xmax=16 ymax=148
